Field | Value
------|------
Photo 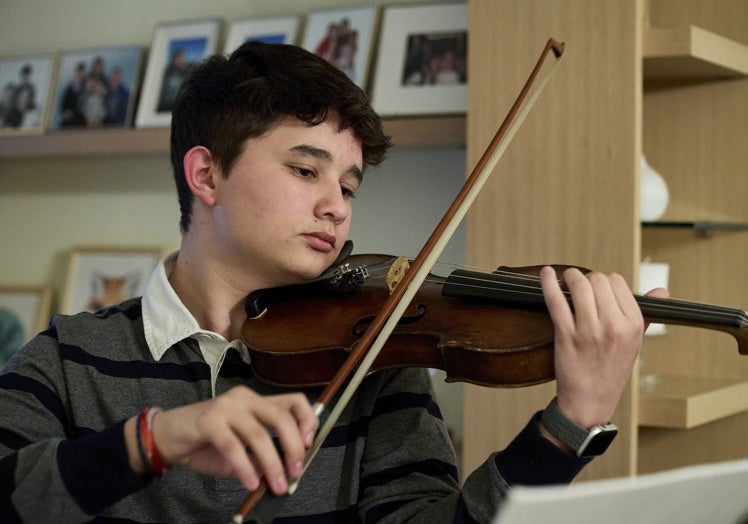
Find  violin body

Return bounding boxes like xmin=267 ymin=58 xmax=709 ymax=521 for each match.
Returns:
xmin=243 ymin=254 xmax=559 ymax=388
xmin=242 ymin=253 xmax=748 ymax=390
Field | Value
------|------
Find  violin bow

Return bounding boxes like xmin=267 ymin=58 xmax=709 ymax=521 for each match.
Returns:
xmin=233 ymin=37 xmax=566 ymax=524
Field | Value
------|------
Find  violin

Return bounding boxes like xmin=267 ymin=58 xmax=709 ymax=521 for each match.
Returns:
xmin=242 ymin=253 xmax=748 ymax=389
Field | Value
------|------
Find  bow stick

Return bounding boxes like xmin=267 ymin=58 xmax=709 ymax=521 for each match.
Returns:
xmin=233 ymin=37 xmax=566 ymax=524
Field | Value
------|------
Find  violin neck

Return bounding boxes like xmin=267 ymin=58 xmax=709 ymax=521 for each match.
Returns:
xmin=442 ymin=269 xmax=748 ymax=355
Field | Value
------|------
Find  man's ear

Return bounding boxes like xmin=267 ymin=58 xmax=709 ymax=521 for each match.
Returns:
xmin=183 ymin=146 xmax=217 ymax=206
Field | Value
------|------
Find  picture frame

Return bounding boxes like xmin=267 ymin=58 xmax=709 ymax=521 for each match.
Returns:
xmin=61 ymin=246 xmax=164 ymax=315
xmin=0 ymin=51 xmax=57 ymax=134
xmin=370 ymin=2 xmax=467 ymax=117
xmin=0 ymin=286 xmax=53 ymax=363
xmin=135 ymin=19 xmax=221 ymax=128
xmin=48 ymin=45 xmax=143 ymax=130
xmin=224 ymin=16 xmax=301 ymax=54
xmin=300 ymin=5 xmax=379 ymax=90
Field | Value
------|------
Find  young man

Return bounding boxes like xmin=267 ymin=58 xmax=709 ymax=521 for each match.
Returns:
xmin=0 ymin=42 xmax=665 ymax=523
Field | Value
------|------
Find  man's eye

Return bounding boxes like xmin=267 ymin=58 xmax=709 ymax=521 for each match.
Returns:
xmin=341 ymin=186 xmax=357 ymax=199
xmin=292 ymin=166 xmax=315 ymax=178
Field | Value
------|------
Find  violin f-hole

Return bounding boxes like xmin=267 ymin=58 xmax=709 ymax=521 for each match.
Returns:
xmin=352 ymin=303 xmax=428 ymax=337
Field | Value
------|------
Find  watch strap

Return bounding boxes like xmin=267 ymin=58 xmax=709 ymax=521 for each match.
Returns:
xmin=541 ymin=397 xmax=589 ymax=452
xmin=541 ymin=397 xmax=618 ymax=457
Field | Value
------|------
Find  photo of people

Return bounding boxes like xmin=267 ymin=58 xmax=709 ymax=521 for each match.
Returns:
xmin=0 ymin=54 xmax=54 ymax=132
xmin=223 ymin=17 xmax=300 ymax=54
xmin=136 ymin=20 xmax=220 ymax=128
xmin=370 ymin=3 xmax=467 ymax=116
xmin=401 ymin=31 xmax=467 ymax=87
xmin=313 ymin=18 xmax=358 ymax=81
xmin=50 ymin=46 xmax=142 ymax=129
xmin=156 ymin=39 xmax=206 ymax=113
xmin=301 ymin=6 xmax=376 ymax=89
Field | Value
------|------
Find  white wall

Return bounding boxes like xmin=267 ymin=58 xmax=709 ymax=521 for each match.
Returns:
xmin=0 ymin=0 xmax=466 ymax=447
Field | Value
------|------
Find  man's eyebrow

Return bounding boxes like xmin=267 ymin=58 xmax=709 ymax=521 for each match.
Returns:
xmin=290 ymin=144 xmax=363 ymax=184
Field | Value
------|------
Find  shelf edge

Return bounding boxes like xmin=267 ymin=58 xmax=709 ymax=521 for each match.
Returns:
xmin=643 ymin=25 xmax=748 ymax=80
xmin=0 ymin=116 xmax=466 ymax=159
xmin=639 ymin=375 xmax=748 ymax=429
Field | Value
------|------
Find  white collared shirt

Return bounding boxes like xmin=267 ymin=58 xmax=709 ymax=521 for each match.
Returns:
xmin=141 ymin=251 xmax=250 ymax=397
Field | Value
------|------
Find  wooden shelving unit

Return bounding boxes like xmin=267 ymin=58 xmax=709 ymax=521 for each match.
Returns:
xmin=464 ymin=0 xmax=748 ymax=483
xmin=637 ymin=24 xmax=748 ymax=437
xmin=0 ymin=116 xmax=466 ymax=158
xmin=636 ymin=1 xmax=748 ymax=474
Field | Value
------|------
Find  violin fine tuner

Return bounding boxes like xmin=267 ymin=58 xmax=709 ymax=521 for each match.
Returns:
xmin=328 ymin=254 xmax=410 ymax=295
xmin=329 ymin=259 xmax=370 ymax=293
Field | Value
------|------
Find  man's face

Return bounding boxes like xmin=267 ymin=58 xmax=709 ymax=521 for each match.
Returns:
xmin=208 ymin=115 xmax=363 ymax=290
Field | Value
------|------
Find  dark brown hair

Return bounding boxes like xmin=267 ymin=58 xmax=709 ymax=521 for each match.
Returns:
xmin=170 ymin=41 xmax=392 ymax=233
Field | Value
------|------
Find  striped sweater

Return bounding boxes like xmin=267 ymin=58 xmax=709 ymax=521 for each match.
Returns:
xmin=0 ymin=301 xmax=586 ymax=523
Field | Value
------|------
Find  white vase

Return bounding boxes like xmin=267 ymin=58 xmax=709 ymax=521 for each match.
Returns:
xmin=640 ymin=154 xmax=669 ymax=221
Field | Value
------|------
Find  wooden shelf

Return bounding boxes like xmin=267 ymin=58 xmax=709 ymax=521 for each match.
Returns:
xmin=0 ymin=115 xmax=465 ymax=159
xmin=639 ymin=375 xmax=748 ymax=429
xmin=383 ymin=115 xmax=465 ymax=148
xmin=0 ymin=127 xmax=171 ymax=158
xmin=642 ymin=221 xmax=748 ymax=237
xmin=643 ymin=25 xmax=748 ymax=81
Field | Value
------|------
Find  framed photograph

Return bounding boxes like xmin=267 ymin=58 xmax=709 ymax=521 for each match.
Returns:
xmin=49 ymin=45 xmax=143 ymax=130
xmin=61 ymin=247 xmax=164 ymax=315
xmin=0 ymin=52 xmax=56 ymax=134
xmin=224 ymin=16 xmax=301 ymax=54
xmin=370 ymin=3 xmax=467 ymax=117
xmin=301 ymin=5 xmax=379 ymax=89
xmin=0 ymin=286 xmax=52 ymax=363
xmin=135 ymin=19 xmax=221 ymax=128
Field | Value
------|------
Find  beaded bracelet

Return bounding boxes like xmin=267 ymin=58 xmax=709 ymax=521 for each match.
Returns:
xmin=137 ymin=406 xmax=168 ymax=477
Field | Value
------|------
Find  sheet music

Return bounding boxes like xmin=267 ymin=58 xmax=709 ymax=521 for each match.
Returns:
xmin=494 ymin=458 xmax=748 ymax=524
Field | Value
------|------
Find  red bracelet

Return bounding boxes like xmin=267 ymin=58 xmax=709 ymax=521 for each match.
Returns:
xmin=138 ymin=407 xmax=167 ymax=477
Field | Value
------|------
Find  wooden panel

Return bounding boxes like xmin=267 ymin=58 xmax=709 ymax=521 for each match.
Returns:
xmin=648 ymin=0 xmax=748 ymax=46
xmin=463 ymin=0 xmax=641 ymax=481
xmin=639 ymin=229 xmax=748 ymax=380
xmin=639 ymin=413 xmax=748 ymax=474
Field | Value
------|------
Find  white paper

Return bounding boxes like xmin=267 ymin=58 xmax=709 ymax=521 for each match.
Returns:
xmin=494 ymin=458 xmax=748 ymax=524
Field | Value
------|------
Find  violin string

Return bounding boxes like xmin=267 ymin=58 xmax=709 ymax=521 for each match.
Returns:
xmin=440 ymin=270 xmax=746 ymax=324
xmin=360 ymin=258 xmax=487 ymax=277
xmin=352 ymin=258 xmax=746 ymax=324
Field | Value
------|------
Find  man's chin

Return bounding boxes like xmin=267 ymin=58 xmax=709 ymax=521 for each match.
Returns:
xmin=288 ymin=260 xmax=334 ymax=284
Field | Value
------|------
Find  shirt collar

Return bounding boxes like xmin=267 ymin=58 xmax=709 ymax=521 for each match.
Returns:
xmin=143 ymin=252 xmax=202 ymax=360
xmin=142 ymin=252 xmax=250 ymax=395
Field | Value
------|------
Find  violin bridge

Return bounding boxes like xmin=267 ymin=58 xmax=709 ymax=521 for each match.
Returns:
xmin=386 ymin=256 xmax=410 ymax=294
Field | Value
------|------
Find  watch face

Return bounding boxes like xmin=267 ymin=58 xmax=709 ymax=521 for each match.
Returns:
xmin=579 ymin=426 xmax=618 ymax=458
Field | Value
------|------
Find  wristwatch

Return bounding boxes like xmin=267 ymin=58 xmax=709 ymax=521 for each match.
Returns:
xmin=540 ymin=397 xmax=618 ymax=458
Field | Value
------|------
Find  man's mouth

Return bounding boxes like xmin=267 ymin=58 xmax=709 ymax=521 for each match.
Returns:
xmin=305 ymin=232 xmax=336 ymax=252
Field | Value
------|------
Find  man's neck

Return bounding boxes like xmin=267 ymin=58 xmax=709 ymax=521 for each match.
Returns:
xmin=169 ymin=244 xmax=253 ymax=341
